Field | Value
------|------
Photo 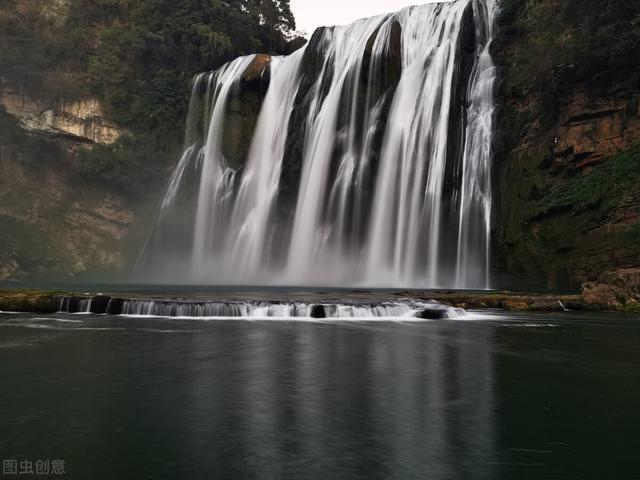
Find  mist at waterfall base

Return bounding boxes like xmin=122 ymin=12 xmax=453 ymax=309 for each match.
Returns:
xmin=138 ymin=0 xmax=496 ymax=290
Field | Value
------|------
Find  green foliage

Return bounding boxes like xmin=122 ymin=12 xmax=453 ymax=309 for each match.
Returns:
xmin=0 ymin=0 xmax=92 ymax=100
xmin=76 ymin=133 xmax=182 ymax=195
xmin=75 ymin=0 xmax=300 ymax=144
xmin=531 ymin=146 xmax=640 ymax=220
xmin=500 ymin=0 xmax=640 ymax=95
xmin=496 ymin=0 xmax=640 ymax=157
xmin=0 ymin=0 xmax=302 ymax=192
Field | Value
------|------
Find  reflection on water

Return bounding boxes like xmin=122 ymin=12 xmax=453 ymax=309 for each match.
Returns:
xmin=0 ymin=312 xmax=639 ymax=479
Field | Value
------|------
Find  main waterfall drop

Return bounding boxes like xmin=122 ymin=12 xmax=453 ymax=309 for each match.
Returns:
xmin=139 ymin=0 xmax=497 ymax=289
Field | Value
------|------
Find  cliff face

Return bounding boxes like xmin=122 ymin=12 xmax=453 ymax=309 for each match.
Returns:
xmin=1 ymin=91 xmax=122 ymax=144
xmin=493 ymin=1 xmax=640 ymax=291
xmin=0 ymin=105 xmax=153 ymax=282
xmin=0 ymin=148 xmax=157 ymax=282
xmin=0 ymin=152 xmax=128 ymax=280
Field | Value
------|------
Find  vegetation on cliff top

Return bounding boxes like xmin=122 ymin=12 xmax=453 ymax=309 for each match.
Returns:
xmin=499 ymin=0 xmax=640 ymax=96
xmin=0 ymin=0 xmax=303 ymax=194
xmin=497 ymin=0 xmax=640 ymax=141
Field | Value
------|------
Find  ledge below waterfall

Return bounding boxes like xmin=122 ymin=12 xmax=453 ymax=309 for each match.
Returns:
xmin=1 ymin=286 xmax=636 ymax=316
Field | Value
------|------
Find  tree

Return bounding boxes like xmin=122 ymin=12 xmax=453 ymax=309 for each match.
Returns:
xmin=245 ymin=0 xmax=296 ymax=51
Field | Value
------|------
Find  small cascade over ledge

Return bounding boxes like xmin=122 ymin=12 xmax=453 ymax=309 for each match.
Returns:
xmin=138 ymin=0 xmax=497 ymax=289
xmin=56 ymin=295 xmax=464 ymax=319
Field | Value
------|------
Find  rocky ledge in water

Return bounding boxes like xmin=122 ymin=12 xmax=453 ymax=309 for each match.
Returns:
xmin=1 ymin=284 xmax=639 ymax=315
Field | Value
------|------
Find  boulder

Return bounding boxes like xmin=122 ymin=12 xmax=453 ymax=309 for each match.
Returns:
xmin=416 ymin=308 xmax=448 ymax=319
xmin=310 ymin=304 xmax=327 ymax=318
xmin=106 ymin=298 xmax=125 ymax=315
xmin=90 ymin=295 xmax=112 ymax=314
xmin=581 ymin=268 xmax=640 ymax=309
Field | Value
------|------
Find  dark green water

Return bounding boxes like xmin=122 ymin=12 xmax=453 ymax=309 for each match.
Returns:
xmin=0 ymin=311 xmax=639 ymax=479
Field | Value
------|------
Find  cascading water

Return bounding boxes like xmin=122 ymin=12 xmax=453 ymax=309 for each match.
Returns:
xmin=139 ymin=0 xmax=497 ymax=289
xmin=56 ymin=295 xmax=463 ymax=319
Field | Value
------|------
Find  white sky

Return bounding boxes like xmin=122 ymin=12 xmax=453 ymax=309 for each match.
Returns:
xmin=290 ymin=0 xmax=443 ymax=37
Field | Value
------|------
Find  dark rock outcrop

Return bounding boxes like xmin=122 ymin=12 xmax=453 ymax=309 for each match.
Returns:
xmin=105 ymin=298 xmax=124 ymax=315
xmin=309 ymin=304 xmax=327 ymax=318
xmin=0 ymin=291 xmax=62 ymax=313
xmin=416 ymin=308 xmax=448 ymax=320
xmin=89 ymin=295 xmax=112 ymax=314
xmin=222 ymin=54 xmax=272 ymax=170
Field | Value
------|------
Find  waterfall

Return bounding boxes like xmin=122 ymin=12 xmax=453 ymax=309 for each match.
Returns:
xmin=139 ymin=0 xmax=497 ymax=289
xmin=56 ymin=295 xmax=462 ymax=319
xmin=117 ymin=299 xmax=461 ymax=319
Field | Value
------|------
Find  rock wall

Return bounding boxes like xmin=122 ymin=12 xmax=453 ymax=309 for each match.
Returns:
xmin=1 ymin=90 xmax=122 ymax=144
xmin=0 ymin=133 xmax=154 ymax=282
xmin=552 ymin=88 xmax=640 ymax=171
xmin=493 ymin=1 xmax=640 ymax=291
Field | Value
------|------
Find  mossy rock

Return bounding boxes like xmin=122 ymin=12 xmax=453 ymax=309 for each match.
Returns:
xmin=0 ymin=291 xmax=63 ymax=313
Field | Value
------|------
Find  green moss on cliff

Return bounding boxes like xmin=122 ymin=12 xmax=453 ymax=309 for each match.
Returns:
xmin=542 ymin=147 xmax=640 ymax=214
xmin=0 ymin=290 xmax=63 ymax=313
xmin=0 ymin=215 xmax=67 ymax=281
xmin=503 ymin=147 xmax=640 ymax=226
xmin=499 ymin=145 xmax=640 ymax=290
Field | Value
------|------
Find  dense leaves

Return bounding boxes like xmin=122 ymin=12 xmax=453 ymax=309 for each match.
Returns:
xmin=499 ymin=0 xmax=640 ymax=95
xmin=0 ymin=0 xmax=301 ymax=194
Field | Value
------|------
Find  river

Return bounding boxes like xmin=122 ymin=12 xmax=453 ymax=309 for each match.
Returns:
xmin=0 ymin=310 xmax=638 ymax=479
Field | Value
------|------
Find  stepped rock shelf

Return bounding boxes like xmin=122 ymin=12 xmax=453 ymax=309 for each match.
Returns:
xmin=0 ymin=287 xmax=636 ymax=316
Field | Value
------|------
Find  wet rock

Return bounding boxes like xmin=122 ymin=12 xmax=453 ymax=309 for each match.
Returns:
xmin=502 ymin=300 xmax=530 ymax=311
xmin=222 ymin=55 xmax=272 ymax=170
xmin=416 ymin=308 xmax=448 ymax=319
xmin=90 ymin=295 xmax=112 ymax=314
xmin=65 ymin=296 xmax=84 ymax=313
xmin=105 ymin=298 xmax=124 ymax=315
xmin=0 ymin=291 xmax=62 ymax=313
xmin=242 ymin=54 xmax=271 ymax=85
xmin=582 ymin=283 xmax=623 ymax=308
xmin=310 ymin=304 xmax=327 ymax=318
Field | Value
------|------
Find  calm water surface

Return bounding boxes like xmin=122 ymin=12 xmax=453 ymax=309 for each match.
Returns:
xmin=0 ymin=311 xmax=639 ymax=479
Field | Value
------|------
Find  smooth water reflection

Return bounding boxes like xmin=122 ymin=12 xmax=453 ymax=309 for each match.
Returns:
xmin=0 ymin=312 xmax=638 ymax=479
